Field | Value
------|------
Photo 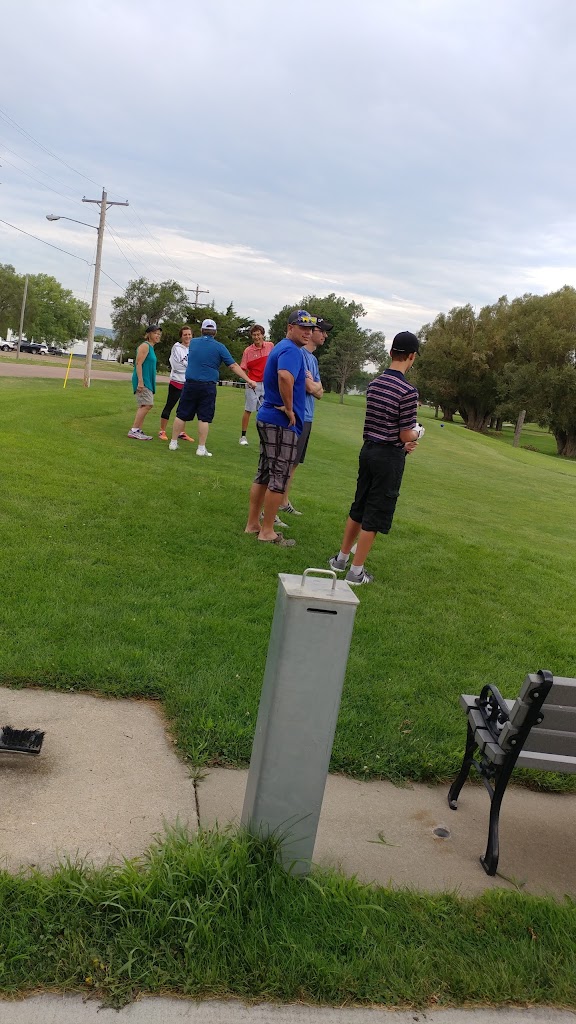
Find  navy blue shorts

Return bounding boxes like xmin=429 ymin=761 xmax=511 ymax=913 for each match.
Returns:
xmin=176 ymin=381 xmax=217 ymax=423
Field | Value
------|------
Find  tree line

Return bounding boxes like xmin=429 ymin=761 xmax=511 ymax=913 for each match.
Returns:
xmin=111 ymin=280 xmax=389 ymax=398
xmin=414 ymin=286 xmax=576 ymax=457
xmin=0 ymin=264 xmax=90 ymax=346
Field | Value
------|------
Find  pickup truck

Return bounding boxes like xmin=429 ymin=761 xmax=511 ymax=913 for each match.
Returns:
xmin=18 ymin=341 xmax=49 ymax=355
xmin=1 ymin=340 xmax=17 ymax=352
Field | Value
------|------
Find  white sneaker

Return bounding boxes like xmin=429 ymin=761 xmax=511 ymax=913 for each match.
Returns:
xmin=128 ymin=428 xmax=152 ymax=440
xmin=168 ymin=440 xmax=179 ymax=450
xmin=196 ymin=447 xmax=213 ymax=457
xmin=239 ymin=436 xmax=249 ymax=446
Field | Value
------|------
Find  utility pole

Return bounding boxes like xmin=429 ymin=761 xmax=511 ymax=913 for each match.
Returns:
xmin=82 ymin=189 xmax=129 ymax=387
xmin=16 ymin=275 xmax=28 ymax=359
xmin=186 ymin=284 xmax=210 ymax=309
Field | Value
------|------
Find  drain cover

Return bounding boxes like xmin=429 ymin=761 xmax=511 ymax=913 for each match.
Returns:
xmin=433 ymin=826 xmax=451 ymax=839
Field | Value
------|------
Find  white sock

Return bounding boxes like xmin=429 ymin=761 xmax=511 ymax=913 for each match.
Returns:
xmin=197 ymin=445 xmax=206 ymax=452
xmin=338 ymin=550 xmax=350 ymax=563
xmin=349 ymin=563 xmax=364 ymax=575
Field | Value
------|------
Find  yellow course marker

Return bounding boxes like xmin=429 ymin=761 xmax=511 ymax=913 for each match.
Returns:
xmin=63 ymin=350 xmax=74 ymax=389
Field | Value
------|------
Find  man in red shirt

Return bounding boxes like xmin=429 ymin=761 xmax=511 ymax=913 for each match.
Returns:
xmin=238 ymin=325 xmax=274 ymax=445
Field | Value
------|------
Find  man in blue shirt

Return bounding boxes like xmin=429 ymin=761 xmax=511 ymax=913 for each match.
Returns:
xmin=278 ymin=316 xmax=332 ymax=515
xmin=169 ymin=318 xmax=256 ymax=456
xmin=244 ymin=309 xmax=313 ymax=546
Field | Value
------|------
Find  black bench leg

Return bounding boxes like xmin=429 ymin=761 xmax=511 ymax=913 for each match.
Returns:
xmin=480 ymin=762 xmax=513 ymax=876
xmin=448 ymin=723 xmax=476 ymax=810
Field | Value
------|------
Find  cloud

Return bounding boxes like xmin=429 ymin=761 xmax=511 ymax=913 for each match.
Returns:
xmin=2 ymin=0 xmax=576 ymax=341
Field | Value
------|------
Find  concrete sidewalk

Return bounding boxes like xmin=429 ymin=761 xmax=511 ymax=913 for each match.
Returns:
xmin=1 ymin=686 xmax=575 ymax=894
xmin=1 ymin=996 xmax=575 ymax=1023
xmin=197 ymin=768 xmax=576 ymax=898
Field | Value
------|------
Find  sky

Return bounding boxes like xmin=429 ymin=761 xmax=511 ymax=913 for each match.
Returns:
xmin=1 ymin=0 xmax=576 ymax=340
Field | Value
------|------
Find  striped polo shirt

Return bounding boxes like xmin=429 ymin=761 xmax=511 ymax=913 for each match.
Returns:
xmin=364 ymin=369 xmax=418 ymax=447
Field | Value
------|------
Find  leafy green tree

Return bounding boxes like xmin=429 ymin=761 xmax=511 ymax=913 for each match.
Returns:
xmin=111 ymin=278 xmax=189 ymax=360
xmin=25 ymin=274 xmax=90 ymax=345
xmin=268 ymin=293 xmax=366 ymax=352
xmin=184 ymin=301 xmax=254 ymax=379
xmin=498 ymin=287 xmax=576 ymax=457
xmin=0 ymin=264 xmax=24 ymax=338
xmin=321 ymin=329 xmax=387 ymax=403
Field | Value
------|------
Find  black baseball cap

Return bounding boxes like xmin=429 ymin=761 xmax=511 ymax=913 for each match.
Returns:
xmin=315 ymin=318 xmax=334 ymax=333
xmin=391 ymin=331 xmax=419 ymax=354
xmin=287 ymin=309 xmax=316 ymax=327
xmin=145 ymin=324 xmax=162 ymax=334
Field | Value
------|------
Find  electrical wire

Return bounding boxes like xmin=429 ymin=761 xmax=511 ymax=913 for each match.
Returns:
xmin=105 ymin=221 xmax=173 ymax=281
xmin=0 ymin=151 xmax=84 ymax=205
xmin=0 ymin=107 xmax=102 ymax=188
xmin=103 ymin=224 xmax=144 ymax=278
xmin=0 ymin=137 xmax=82 ymax=197
xmin=99 ymin=268 xmax=124 ymax=290
xmin=0 ymin=218 xmax=91 ymax=263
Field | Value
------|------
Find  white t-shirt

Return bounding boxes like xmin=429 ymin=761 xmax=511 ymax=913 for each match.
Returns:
xmin=169 ymin=342 xmax=189 ymax=384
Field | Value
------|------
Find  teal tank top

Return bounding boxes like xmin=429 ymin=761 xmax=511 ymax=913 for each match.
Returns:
xmin=132 ymin=342 xmax=157 ymax=393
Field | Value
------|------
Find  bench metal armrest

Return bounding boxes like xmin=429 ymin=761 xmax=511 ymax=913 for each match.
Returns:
xmin=475 ymin=684 xmax=510 ymax=743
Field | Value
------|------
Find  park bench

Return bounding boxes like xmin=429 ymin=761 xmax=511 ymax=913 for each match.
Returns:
xmin=448 ymin=670 xmax=576 ymax=874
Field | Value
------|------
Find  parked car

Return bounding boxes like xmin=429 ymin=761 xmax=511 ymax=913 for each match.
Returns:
xmin=0 ymin=340 xmax=17 ymax=352
xmin=47 ymin=346 xmax=66 ymax=356
xmin=19 ymin=341 xmax=49 ymax=355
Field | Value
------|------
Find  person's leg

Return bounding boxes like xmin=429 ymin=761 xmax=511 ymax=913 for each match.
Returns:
xmin=196 ymin=385 xmax=216 ymax=454
xmin=197 ymin=421 xmax=210 ymax=447
xmin=171 ymin=415 xmax=186 ymax=440
xmin=169 ymin=384 xmax=197 ymax=446
xmin=241 ymin=410 xmax=251 ymax=432
xmin=339 ymin=516 xmax=363 ymax=555
xmin=245 ymin=482 xmax=269 ymax=533
xmin=258 ymin=426 xmax=298 ymax=540
xmin=280 ymin=423 xmax=310 ymax=513
xmin=161 ymin=384 xmax=182 ymax=432
xmin=350 ymin=528 xmax=377 ymax=567
xmin=132 ymin=404 xmax=152 ymax=430
xmin=347 ymin=449 xmax=405 ymax=582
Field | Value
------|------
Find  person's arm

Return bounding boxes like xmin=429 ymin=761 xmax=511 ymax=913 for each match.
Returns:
xmin=230 ymin=362 xmax=257 ymax=388
xmin=305 ymin=371 xmax=323 ymax=398
xmin=399 ymin=393 xmax=420 ymax=450
xmin=135 ymin=343 xmax=149 ymax=391
xmin=277 ymin=369 xmax=295 ymax=427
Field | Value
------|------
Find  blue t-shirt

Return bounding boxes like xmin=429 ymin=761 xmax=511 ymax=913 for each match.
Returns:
xmin=257 ymin=338 xmax=306 ymax=435
xmin=303 ymin=348 xmax=320 ymax=423
xmin=185 ymin=335 xmax=235 ymax=382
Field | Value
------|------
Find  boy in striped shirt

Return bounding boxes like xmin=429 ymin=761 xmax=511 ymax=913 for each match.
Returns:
xmin=329 ymin=331 xmax=424 ymax=585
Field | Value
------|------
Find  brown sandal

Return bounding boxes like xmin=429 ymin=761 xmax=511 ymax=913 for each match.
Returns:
xmin=257 ymin=532 xmax=296 ymax=548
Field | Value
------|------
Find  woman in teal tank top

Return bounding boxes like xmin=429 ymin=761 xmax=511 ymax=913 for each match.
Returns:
xmin=128 ymin=326 xmax=161 ymax=441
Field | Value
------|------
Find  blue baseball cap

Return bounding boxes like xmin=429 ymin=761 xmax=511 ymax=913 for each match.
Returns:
xmin=287 ymin=309 xmax=316 ymax=326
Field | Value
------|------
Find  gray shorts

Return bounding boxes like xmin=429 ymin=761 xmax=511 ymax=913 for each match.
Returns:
xmin=135 ymin=387 xmax=154 ymax=407
xmin=244 ymin=381 xmax=264 ymax=413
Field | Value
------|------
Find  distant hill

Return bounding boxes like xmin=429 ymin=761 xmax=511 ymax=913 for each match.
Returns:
xmin=95 ymin=327 xmax=115 ymax=339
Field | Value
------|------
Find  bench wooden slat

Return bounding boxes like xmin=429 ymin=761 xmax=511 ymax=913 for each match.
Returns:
xmin=516 ymin=749 xmax=576 ymax=773
xmin=522 ymin=727 xmax=576 ymax=757
xmin=540 ymin=705 xmax=576 ymax=731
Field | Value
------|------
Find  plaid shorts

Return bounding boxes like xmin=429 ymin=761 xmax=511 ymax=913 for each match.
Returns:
xmin=254 ymin=422 xmax=299 ymax=493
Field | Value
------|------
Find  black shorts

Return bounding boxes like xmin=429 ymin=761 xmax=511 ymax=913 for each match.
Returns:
xmin=349 ymin=441 xmax=406 ymax=534
xmin=295 ymin=420 xmax=312 ymax=466
xmin=176 ymin=380 xmax=217 ymax=423
xmin=254 ymin=422 xmax=299 ymax=493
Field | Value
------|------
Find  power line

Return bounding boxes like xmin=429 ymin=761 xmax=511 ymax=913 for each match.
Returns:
xmin=0 ymin=217 xmax=91 ymax=263
xmin=0 ymin=107 xmax=102 ymax=188
xmin=104 ymin=223 xmax=147 ymax=278
xmin=0 ymin=137 xmax=81 ymax=197
xmin=99 ymin=268 xmax=124 ymax=290
xmin=105 ymin=221 xmax=170 ymax=281
xmin=0 ymin=151 xmax=84 ymax=205
xmin=123 ymin=205 xmax=196 ymax=280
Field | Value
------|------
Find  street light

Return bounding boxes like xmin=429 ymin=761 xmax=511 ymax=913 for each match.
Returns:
xmin=46 ymin=188 xmax=128 ymax=387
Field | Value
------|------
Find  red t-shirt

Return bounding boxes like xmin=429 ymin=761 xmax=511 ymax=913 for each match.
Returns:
xmin=240 ymin=341 xmax=273 ymax=382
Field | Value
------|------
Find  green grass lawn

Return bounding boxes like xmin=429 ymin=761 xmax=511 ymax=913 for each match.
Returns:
xmin=1 ymin=379 xmax=576 ymax=787
xmin=2 ymin=827 xmax=575 ymax=1009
